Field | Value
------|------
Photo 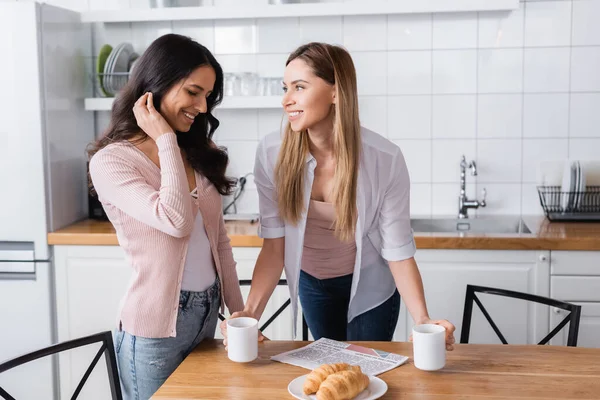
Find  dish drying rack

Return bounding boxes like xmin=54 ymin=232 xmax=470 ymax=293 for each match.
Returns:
xmin=92 ymin=72 xmax=130 ymax=98
xmin=537 ymin=186 xmax=600 ymax=221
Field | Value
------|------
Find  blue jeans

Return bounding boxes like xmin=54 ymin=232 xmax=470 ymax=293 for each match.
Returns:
xmin=113 ymin=279 xmax=221 ymax=400
xmin=299 ymin=270 xmax=400 ymax=341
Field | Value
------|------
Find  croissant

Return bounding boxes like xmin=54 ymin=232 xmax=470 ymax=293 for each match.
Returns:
xmin=315 ymin=368 xmax=370 ymax=400
xmin=303 ymin=363 xmax=351 ymax=395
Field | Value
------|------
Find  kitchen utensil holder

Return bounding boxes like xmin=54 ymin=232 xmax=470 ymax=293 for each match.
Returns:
xmin=537 ymin=185 xmax=600 ymax=221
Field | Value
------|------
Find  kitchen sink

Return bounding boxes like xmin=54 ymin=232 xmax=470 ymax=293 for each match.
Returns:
xmin=410 ymin=217 xmax=532 ymax=234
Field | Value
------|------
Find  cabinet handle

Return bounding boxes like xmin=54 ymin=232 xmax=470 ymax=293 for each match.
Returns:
xmin=539 ymin=254 xmax=548 ymax=262
xmin=553 ymin=308 xmax=562 ymax=314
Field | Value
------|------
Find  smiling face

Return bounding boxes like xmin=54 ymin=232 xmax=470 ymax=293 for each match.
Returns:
xmin=282 ymin=58 xmax=336 ymax=133
xmin=160 ymin=65 xmax=216 ymax=133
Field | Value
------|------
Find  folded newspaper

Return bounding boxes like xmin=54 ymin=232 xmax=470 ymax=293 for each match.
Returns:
xmin=271 ymin=338 xmax=409 ymax=376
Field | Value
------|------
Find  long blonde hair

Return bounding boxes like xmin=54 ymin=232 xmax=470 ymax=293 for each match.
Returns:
xmin=275 ymin=43 xmax=361 ymax=242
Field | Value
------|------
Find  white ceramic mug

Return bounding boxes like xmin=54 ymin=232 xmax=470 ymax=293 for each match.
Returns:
xmin=227 ymin=317 xmax=258 ymax=363
xmin=412 ymin=324 xmax=446 ymax=371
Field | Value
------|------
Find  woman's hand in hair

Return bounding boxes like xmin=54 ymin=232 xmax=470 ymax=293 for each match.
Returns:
xmin=132 ymin=92 xmax=174 ymax=141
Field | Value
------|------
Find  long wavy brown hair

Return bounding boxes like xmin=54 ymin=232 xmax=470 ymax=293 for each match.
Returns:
xmin=275 ymin=43 xmax=361 ymax=241
xmin=87 ymin=34 xmax=235 ymax=195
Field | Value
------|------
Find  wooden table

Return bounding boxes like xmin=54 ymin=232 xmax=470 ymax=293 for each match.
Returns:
xmin=152 ymin=340 xmax=600 ymax=399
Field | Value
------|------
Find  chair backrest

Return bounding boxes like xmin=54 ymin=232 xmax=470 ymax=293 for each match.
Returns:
xmin=0 ymin=331 xmax=122 ymax=400
xmin=460 ymin=284 xmax=581 ymax=347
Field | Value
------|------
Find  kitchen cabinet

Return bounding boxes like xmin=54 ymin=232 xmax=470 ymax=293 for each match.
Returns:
xmin=393 ymin=250 xmax=551 ymax=345
xmin=53 ymin=245 xmax=301 ymax=399
xmin=54 ymin=245 xmax=131 ymax=400
xmin=52 ymin=245 xmax=598 ymax=399
xmin=549 ymin=251 xmax=600 ymax=348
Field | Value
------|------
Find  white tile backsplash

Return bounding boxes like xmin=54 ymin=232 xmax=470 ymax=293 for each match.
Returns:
xmin=478 ymin=6 xmax=524 ymax=49
xmin=214 ymin=20 xmax=257 ymax=54
xmin=410 ymin=184 xmax=432 ymax=216
xmin=432 ymin=12 xmax=478 ymax=49
xmin=84 ymin=0 xmax=600 ymax=217
xmin=569 ymin=138 xmax=600 ymax=160
xmin=220 ymin=140 xmax=259 ymax=179
xmin=256 ymin=53 xmax=288 ymax=78
xmin=572 ymin=0 xmax=600 ymax=46
xmin=570 ymin=93 xmax=600 ymax=137
xmin=523 ymin=93 xmax=569 ymax=138
xmin=352 ymin=51 xmax=387 ymax=96
xmin=477 ymin=94 xmax=523 ymax=138
xmin=393 ymin=140 xmax=432 ymax=183
xmin=387 ymin=96 xmax=431 ymax=139
xmin=257 ymin=18 xmax=300 ymax=53
xmin=522 ymin=138 xmax=569 ymax=183
xmin=388 ymin=51 xmax=431 ymax=95
xmin=570 ymin=47 xmax=600 ymax=92
xmin=524 ymin=48 xmax=571 ymax=93
xmin=476 ymin=139 xmax=522 ymax=183
xmin=476 ymin=184 xmax=522 ymax=215
xmin=524 ymin=1 xmax=572 ymax=47
xmin=432 ymin=95 xmax=476 ymax=139
xmin=387 ymin=14 xmax=432 ymax=51
xmin=299 ymin=17 xmax=343 ymax=45
xmin=216 ymin=54 xmax=258 ymax=73
xmin=478 ymin=49 xmax=523 ymax=93
xmin=358 ymin=96 xmax=387 ymax=136
xmin=432 ymin=50 xmax=477 ymax=94
xmin=343 ymin=15 xmax=387 ymax=51
xmin=213 ymin=109 xmax=258 ymax=141
xmin=258 ymin=109 xmax=286 ymax=138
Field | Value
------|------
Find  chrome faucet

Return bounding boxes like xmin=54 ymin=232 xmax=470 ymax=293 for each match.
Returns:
xmin=458 ymin=155 xmax=486 ymax=219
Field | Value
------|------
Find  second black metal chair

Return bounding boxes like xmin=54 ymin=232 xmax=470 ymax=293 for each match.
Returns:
xmin=460 ymin=284 xmax=581 ymax=347
xmin=0 ymin=331 xmax=122 ymax=400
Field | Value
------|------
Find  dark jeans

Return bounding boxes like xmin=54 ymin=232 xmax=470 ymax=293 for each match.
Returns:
xmin=298 ymin=270 xmax=400 ymax=341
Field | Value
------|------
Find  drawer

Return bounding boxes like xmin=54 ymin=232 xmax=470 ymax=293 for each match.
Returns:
xmin=551 ymin=251 xmax=600 ymax=276
xmin=551 ymin=276 xmax=600 ymax=302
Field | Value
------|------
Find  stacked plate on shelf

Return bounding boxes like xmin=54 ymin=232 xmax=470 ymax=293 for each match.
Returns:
xmin=560 ymin=160 xmax=587 ymax=212
xmin=97 ymin=42 xmax=138 ymax=97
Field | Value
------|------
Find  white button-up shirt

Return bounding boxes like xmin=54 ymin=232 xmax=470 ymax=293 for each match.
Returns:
xmin=254 ymin=127 xmax=416 ymax=337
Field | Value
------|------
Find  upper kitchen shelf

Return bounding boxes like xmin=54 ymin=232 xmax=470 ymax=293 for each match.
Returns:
xmin=85 ymin=96 xmax=283 ymax=111
xmin=81 ymin=0 xmax=519 ymax=23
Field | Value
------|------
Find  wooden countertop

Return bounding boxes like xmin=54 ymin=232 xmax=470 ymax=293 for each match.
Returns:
xmin=152 ymin=339 xmax=600 ymax=399
xmin=48 ymin=217 xmax=600 ymax=250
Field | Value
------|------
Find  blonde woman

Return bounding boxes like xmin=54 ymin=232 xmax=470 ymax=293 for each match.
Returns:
xmin=221 ymin=42 xmax=455 ymax=347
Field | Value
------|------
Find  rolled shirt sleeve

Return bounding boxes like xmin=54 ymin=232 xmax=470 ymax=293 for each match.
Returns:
xmin=254 ymin=136 xmax=285 ymax=239
xmin=378 ymin=147 xmax=417 ymax=261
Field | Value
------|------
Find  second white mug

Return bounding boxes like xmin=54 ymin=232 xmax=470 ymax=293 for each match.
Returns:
xmin=412 ymin=324 xmax=446 ymax=371
xmin=227 ymin=317 xmax=258 ymax=363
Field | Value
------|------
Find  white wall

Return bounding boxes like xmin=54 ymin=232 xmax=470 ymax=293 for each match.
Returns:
xmin=25 ymin=0 xmax=600 ymax=217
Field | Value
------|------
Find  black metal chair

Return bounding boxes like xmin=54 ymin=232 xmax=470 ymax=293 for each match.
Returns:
xmin=460 ymin=284 xmax=581 ymax=347
xmin=218 ymin=279 xmax=310 ymax=340
xmin=0 ymin=331 xmax=122 ymax=400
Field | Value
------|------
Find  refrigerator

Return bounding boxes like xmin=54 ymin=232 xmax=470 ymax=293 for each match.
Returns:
xmin=0 ymin=2 xmax=93 ymax=399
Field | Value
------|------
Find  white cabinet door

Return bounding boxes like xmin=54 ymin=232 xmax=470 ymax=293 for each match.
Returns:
xmin=54 ymin=245 xmax=131 ymax=400
xmin=550 ymin=303 xmax=600 ymax=348
xmin=393 ymin=250 xmax=550 ymax=346
xmin=550 ymin=250 xmax=600 ymax=348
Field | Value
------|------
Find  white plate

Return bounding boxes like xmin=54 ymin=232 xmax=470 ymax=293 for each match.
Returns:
xmin=561 ymin=160 xmax=574 ymax=211
xmin=288 ymin=374 xmax=388 ymax=400
xmin=103 ymin=43 xmax=124 ymax=96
